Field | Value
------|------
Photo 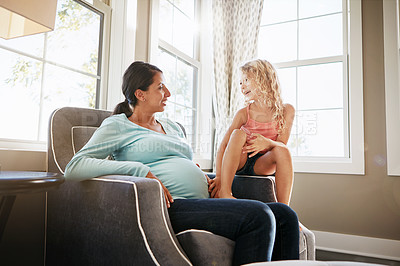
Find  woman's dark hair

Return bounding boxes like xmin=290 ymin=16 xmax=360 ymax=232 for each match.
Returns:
xmin=113 ymin=61 xmax=162 ymax=117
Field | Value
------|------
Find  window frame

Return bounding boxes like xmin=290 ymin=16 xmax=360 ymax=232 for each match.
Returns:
xmin=0 ymin=0 xmax=111 ymax=151
xmin=148 ymin=0 xmax=213 ymax=169
xmin=383 ymin=0 xmax=400 ymax=176
xmin=258 ymin=0 xmax=364 ymax=174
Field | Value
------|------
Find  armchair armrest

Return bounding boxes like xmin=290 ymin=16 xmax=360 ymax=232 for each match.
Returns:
xmin=46 ymin=175 xmax=191 ymax=266
xmin=206 ymin=173 xmax=277 ymax=203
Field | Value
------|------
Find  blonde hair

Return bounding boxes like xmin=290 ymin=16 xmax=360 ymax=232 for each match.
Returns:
xmin=240 ymin=59 xmax=285 ymax=133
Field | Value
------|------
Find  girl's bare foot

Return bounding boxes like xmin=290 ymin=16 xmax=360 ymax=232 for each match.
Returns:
xmin=219 ymin=191 xmax=237 ymax=199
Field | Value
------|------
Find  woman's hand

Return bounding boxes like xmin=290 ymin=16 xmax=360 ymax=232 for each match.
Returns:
xmin=208 ymin=175 xmax=221 ymax=198
xmin=242 ymin=133 xmax=273 ymax=157
xmin=146 ymin=171 xmax=174 ymax=208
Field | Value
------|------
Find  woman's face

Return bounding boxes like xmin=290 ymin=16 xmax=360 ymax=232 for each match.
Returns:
xmin=240 ymin=72 xmax=257 ymax=101
xmin=143 ymin=72 xmax=171 ymax=112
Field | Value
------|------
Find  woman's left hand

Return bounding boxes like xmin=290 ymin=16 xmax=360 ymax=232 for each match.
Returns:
xmin=242 ymin=133 xmax=273 ymax=157
xmin=146 ymin=171 xmax=174 ymax=208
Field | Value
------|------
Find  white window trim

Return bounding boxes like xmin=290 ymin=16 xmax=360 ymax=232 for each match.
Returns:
xmin=0 ymin=0 xmax=112 ymax=152
xmin=276 ymin=0 xmax=365 ymax=175
xmin=148 ymin=0 xmax=213 ymax=169
xmin=291 ymin=0 xmax=365 ymax=174
xmin=106 ymin=0 xmax=137 ymax=110
xmin=383 ymin=0 xmax=400 ymax=176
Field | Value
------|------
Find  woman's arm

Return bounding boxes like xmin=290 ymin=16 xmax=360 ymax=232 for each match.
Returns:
xmin=64 ymin=117 xmax=150 ymax=181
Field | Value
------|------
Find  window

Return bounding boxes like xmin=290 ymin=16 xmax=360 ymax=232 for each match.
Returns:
xmin=152 ymin=0 xmax=199 ymax=149
xmin=258 ymin=0 xmax=364 ymax=174
xmin=149 ymin=0 xmax=214 ymax=168
xmin=0 ymin=0 xmax=110 ymax=150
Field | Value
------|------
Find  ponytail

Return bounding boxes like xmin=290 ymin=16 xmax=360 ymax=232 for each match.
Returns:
xmin=112 ymin=99 xmax=133 ymax=117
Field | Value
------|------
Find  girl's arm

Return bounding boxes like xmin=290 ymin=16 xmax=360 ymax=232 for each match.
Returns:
xmin=242 ymin=104 xmax=295 ymax=157
xmin=276 ymin=103 xmax=295 ymax=144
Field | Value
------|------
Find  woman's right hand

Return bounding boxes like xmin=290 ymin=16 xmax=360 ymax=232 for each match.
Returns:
xmin=146 ymin=171 xmax=174 ymax=208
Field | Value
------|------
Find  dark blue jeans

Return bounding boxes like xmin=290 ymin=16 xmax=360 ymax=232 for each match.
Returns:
xmin=168 ymin=199 xmax=299 ymax=266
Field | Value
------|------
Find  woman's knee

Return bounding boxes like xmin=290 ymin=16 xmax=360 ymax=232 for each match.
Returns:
xmin=268 ymin=202 xmax=298 ymax=224
xmin=244 ymin=200 xmax=276 ymax=228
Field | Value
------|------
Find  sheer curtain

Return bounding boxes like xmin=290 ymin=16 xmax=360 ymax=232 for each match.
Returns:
xmin=212 ymin=0 xmax=264 ymax=168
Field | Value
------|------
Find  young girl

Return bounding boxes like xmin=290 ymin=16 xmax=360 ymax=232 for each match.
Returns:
xmin=210 ymin=59 xmax=295 ymax=205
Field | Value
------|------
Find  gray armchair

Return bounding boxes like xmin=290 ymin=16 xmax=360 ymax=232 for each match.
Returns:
xmin=46 ymin=107 xmax=315 ymax=266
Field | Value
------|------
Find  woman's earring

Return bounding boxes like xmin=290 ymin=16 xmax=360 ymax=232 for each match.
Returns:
xmin=143 ymin=98 xmax=146 ymax=102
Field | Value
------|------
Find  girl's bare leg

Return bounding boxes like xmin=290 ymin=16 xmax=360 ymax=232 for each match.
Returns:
xmin=219 ymin=129 xmax=248 ymax=198
xmin=253 ymin=145 xmax=293 ymax=205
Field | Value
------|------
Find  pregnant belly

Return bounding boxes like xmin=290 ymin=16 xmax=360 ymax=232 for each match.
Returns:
xmin=149 ymin=157 xmax=209 ymax=199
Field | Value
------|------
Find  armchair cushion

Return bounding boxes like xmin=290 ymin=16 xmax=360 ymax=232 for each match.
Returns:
xmin=71 ymin=126 xmax=98 ymax=154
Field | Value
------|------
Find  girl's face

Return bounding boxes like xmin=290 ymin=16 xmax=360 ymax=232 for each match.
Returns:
xmin=143 ymin=72 xmax=171 ymax=112
xmin=240 ymin=72 xmax=257 ymax=101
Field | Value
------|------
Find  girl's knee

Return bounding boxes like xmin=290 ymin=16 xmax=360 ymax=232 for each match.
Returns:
xmin=230 ymin=129 xmax=247 ymax=142
xmin=272 ymin=145 xmax=291 ymax=159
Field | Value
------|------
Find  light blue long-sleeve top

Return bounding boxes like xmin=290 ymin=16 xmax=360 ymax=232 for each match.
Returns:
xmin=64 ymin=114 xmax=209 ymax=199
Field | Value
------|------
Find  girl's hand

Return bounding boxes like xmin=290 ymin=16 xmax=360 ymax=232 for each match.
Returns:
xmin=208 ymin=175 xmax=221 ymax=198
xmin=242 ymin=133 xmax=273 ymax=157
xmin=146 ymin=171 xmax=174 ymax=208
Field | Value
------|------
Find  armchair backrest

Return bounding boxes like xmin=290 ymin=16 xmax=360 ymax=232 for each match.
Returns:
xmin=47 ymin=107 xmax=112 ymax=174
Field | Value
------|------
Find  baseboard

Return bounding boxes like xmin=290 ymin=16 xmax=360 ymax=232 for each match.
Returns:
xmin=313 ymin=231 xmax=400 ymax=262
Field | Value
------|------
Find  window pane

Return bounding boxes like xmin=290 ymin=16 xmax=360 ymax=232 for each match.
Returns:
xmin=258 ymin=22 xmax=297 ymax=63
xmin=161 ymin=99 xmax=176 ymax=120
xmin=173 ymin=8 xmax=194 ymax=56
xmin=287 ymin=134 xmax=298 ymax=156
xmin=299 ymin=0 xmax=342 ymax=19
xmin=174 ymin=0 xmax=195 ymax=18
xmin=159 ymin=0 xmax=173 ymax=44
xmin=297 ymin=110 xmax=344 ymax=157
xmin=262 ymin=0 xmax=297 ymax=25
xmin=46 ymin=0 xmax=101 ymax=75
xmin=176 ymin=59 xmax=194 ymax=107
xmin=277 ymin=67 xmax=296 ymax=108
xmin=157 ymin=49 xmax=177 ymax=102
xmin=0 ymin=50 xmax=42 ymax=140
xmin=299 ymin=14 xmax=343 ymax=59
xmin=297 ymin=62 xmax=343 ymax=110
xmin=39 ymin=64 xmax=97 ymax=140
xmin=174 ymin=105 xmax=195 ymax=148
xmin=0 ymin=34 xmax=44 ymax=57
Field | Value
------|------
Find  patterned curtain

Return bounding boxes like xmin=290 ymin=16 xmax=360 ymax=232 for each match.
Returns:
xmin=212 ymin=0 xmax=264 ymax=169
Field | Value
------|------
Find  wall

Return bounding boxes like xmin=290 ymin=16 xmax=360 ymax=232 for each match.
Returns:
xmin=0 ymin=150 xmax=46 ymax=171
xmin=291 ymin=0 xmax=400 ymax=241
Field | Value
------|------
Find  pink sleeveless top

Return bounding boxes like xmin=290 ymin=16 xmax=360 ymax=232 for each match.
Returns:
xmin=240 ymin=105 xmax=279 ymax=141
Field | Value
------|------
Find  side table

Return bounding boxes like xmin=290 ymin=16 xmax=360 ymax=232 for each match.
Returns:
xmin=0 ymin=171 xmax=64 ymax=240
